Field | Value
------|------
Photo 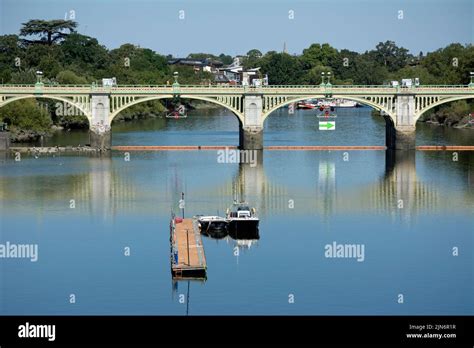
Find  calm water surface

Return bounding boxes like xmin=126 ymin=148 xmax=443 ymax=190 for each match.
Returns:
xmin=1 ymin=107 xmax=473 ymax=315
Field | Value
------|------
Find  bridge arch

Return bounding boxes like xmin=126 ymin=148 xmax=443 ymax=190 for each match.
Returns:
xmin=0 ymin=95 xmax=91 ymax=124
xmin=261 ymin=95 xmax=396 ymax=123
xmin=415 ymin=95 xmax=474 ymax=121
xmin=109 ymin=95 xmax=244 ymax=124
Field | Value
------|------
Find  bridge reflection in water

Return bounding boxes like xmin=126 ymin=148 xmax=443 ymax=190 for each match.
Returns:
xmin=0 ymin=151 xmax=472 ymax=221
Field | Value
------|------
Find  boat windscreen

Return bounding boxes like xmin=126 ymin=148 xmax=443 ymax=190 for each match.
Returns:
xmin=237 ymin=206 xmax=250 ymax=211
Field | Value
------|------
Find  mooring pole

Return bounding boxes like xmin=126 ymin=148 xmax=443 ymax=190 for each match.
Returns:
xmin=186 ymin=229 xmax=190 ymax=266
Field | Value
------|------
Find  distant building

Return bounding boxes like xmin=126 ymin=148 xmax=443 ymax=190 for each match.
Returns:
xmin=167 ymin=58 xmax=223 ymax=73
xmin=216 ymin=57 xmax=269 ymax=86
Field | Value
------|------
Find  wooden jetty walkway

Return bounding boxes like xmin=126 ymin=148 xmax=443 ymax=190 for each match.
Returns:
xmin=170 ymin=217 xmax=207 ymax=280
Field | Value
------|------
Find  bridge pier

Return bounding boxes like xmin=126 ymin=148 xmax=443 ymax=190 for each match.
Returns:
xmin=0 ymin=132 xmax=10 ymax=150
xmin=239 ymin=126 xmax=263 ymax=150
xmin=385 ymin=95 xmax=416 ymax=150
xmin=240 ymin=95 xmax=264 ymax=150
xmin=89 ymin=130 xmax=111 ymax=150
xmin=385 ymin=119 xmax=416 ymax=150
xmin=89 ymin=94 xmax=112 ymax=150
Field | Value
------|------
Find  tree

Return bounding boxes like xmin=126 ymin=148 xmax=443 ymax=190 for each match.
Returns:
xmin=388 ymin=66 xmax=437 ymax=85
xmin=369 ymin=40 xmax=411 ymax=72
xmin=301 ymin=43 xmax=338 ymax=69
xmin=0 ymin=35 xmax=23 ymax=83
xmin=352 ymin=54 xmax=389 ymax=84
xmin=20 ymin=19 xmax=77 ymax=45
xmin=218 ymin=53 xmax=233 ymax=65
xmin=242 ymin=49 xmax=263 ymax=69
xmin=9 ymin=68 xmax=36 ymax=84
xmin=300 ymin=65 xmax=333 ymax=85
xmin=260 ymin=52 xmax=304 ymax=84
xmin=107 ymin=44 xmax=169 ymax=84
xmin=56 ymin=70 xmax=88 ymax=84
xmin=421 ymin=43 xmax=473 ymax=84
xmin=0 ymin=99 xmax=52 ymax=140
xmin=60 ymin=33 xmax=110 ymax=73
xmin=187 ymin=53 xmax=218 ymax=60
xmin=331 ymin=49 xmax=359 ymax=83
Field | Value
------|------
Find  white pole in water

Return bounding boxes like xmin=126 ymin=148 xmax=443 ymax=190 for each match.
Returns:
xmin=179 ymin=192 xmax=185 ymax=219
xmin=186 ymin=229 xmax=190 ymax=266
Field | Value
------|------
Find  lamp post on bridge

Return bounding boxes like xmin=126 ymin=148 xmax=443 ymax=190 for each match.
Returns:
xmin=35 ymin=70 xmax=44 ymax=93
xmin=320 ymin=72 xmax=326 ymax=86
xmin=320 ymin=71 xmax=332 ymax=87
xmin=35 ymin=71 xmax=43 ymax=85
xmin=469 ymin=72 xmax=474 ymax=87
xmin=321 ymin=71 xmax=333 ymax=98
xmin=172 ymin=71 xmax=180 ymax=96
xmin=326 ymin=72 xmax=332 ymax=86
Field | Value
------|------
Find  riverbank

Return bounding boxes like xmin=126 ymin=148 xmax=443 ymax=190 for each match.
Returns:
xmin=418 ymin=99 xmax=474 ymax=129
xmin=9 ymin=146 xmax=100 ymax=154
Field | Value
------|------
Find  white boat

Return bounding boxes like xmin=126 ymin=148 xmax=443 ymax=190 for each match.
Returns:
xmin=226 ymin=202 xmax=259 ymax=238
xmin=197 ymin=216 xmax=228 ymax=239
xmin=317 ymin=99 xmax=360 ymax=108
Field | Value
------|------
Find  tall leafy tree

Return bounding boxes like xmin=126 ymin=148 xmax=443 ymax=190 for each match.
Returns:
xmin=20 ymin=19 xmax=77 ymax=45
xmin=242 ymin=49 xmax=263 ymax=69
xmin=369 ymin=40 xmax=411 ymax=72
xmin=0 ymin=35 xmax=23 ymax=82
xmin=60 ymin=33 xmax=110 ymax=73
xmin=260 ymin=52 xmax=304 ymax=85
xmin=301 ymin=43 xmax=338 ymax=69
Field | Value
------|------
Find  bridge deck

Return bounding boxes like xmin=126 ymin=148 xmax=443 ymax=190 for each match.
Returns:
xmin=170 ymin=218 xmax=207 ymax=280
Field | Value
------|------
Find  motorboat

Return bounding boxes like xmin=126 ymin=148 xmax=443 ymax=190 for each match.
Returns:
xmin=197 ymin=215 xmax=228 ymax=239
xmin=296 ymin=99 xmax=318 ymax=109
xmin=226 ymin=202 xmax=259 ymax=235
xmin=317 ymin=99 xmax=361 ymax=108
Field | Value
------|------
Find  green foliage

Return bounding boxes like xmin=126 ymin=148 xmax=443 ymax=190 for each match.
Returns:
xmin=300 ymin=65 xmax=333 ymax=85
xmin=60 ymin=33 xmax=110 ymax=74
xmin=242 ymin=49 xmax=263 ymax=69
xmin=10 ymin=68 xmax=36 ymax=84
xmin=0 ymin=35 xmax=23 ymax=82
xmin=187 ymin=53 xmax=218 ymax=60
xmin=301 ymin=43 xmax=338 ymax=69
xmin=168 ymin=65 xmax=212 ymax=84
xmin=0 ymin=99 xmax=51 ymax=133
xmin=368 ymin=40 xmax=411 ymax=72
xmin=56 ymin=70 xmax=88 ymax=84
xmin=107 ymin=44 xmax=169 ymax=84
xmin=421 ymin=99 xmax=473 ymax=126
xmin=113 ymin=100 xmax=166 ymax=122
xmin=259 ymin=52 xmax=304 ymax=85
xmin=421 ymin=43 xmax=474 ymax=84
xmin=20 ymin=19 xmax=77 ymax=45
xmin=388 ymin=66 xmax=438 ymax=85
xmin=218 ymin=53 xmax=233 ymax=65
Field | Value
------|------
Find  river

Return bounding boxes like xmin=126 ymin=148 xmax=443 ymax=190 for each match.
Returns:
xmin=0 ymin=106 xmax=473 ymax=315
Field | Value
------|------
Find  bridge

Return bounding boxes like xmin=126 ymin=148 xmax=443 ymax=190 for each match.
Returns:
xmin=1 ymin=79 xmax=473 ymax=150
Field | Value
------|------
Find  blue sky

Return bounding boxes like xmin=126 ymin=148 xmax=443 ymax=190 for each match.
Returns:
xmin=0 ymin=0 xmax=472 ymax=56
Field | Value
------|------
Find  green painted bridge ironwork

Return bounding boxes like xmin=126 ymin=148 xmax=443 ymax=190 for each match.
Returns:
xmin=0 ymin=83 xmax=473 ymax=150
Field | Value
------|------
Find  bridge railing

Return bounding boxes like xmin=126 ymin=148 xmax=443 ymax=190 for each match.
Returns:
xmin=0 ymin=84 xmax=472 ymax=95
